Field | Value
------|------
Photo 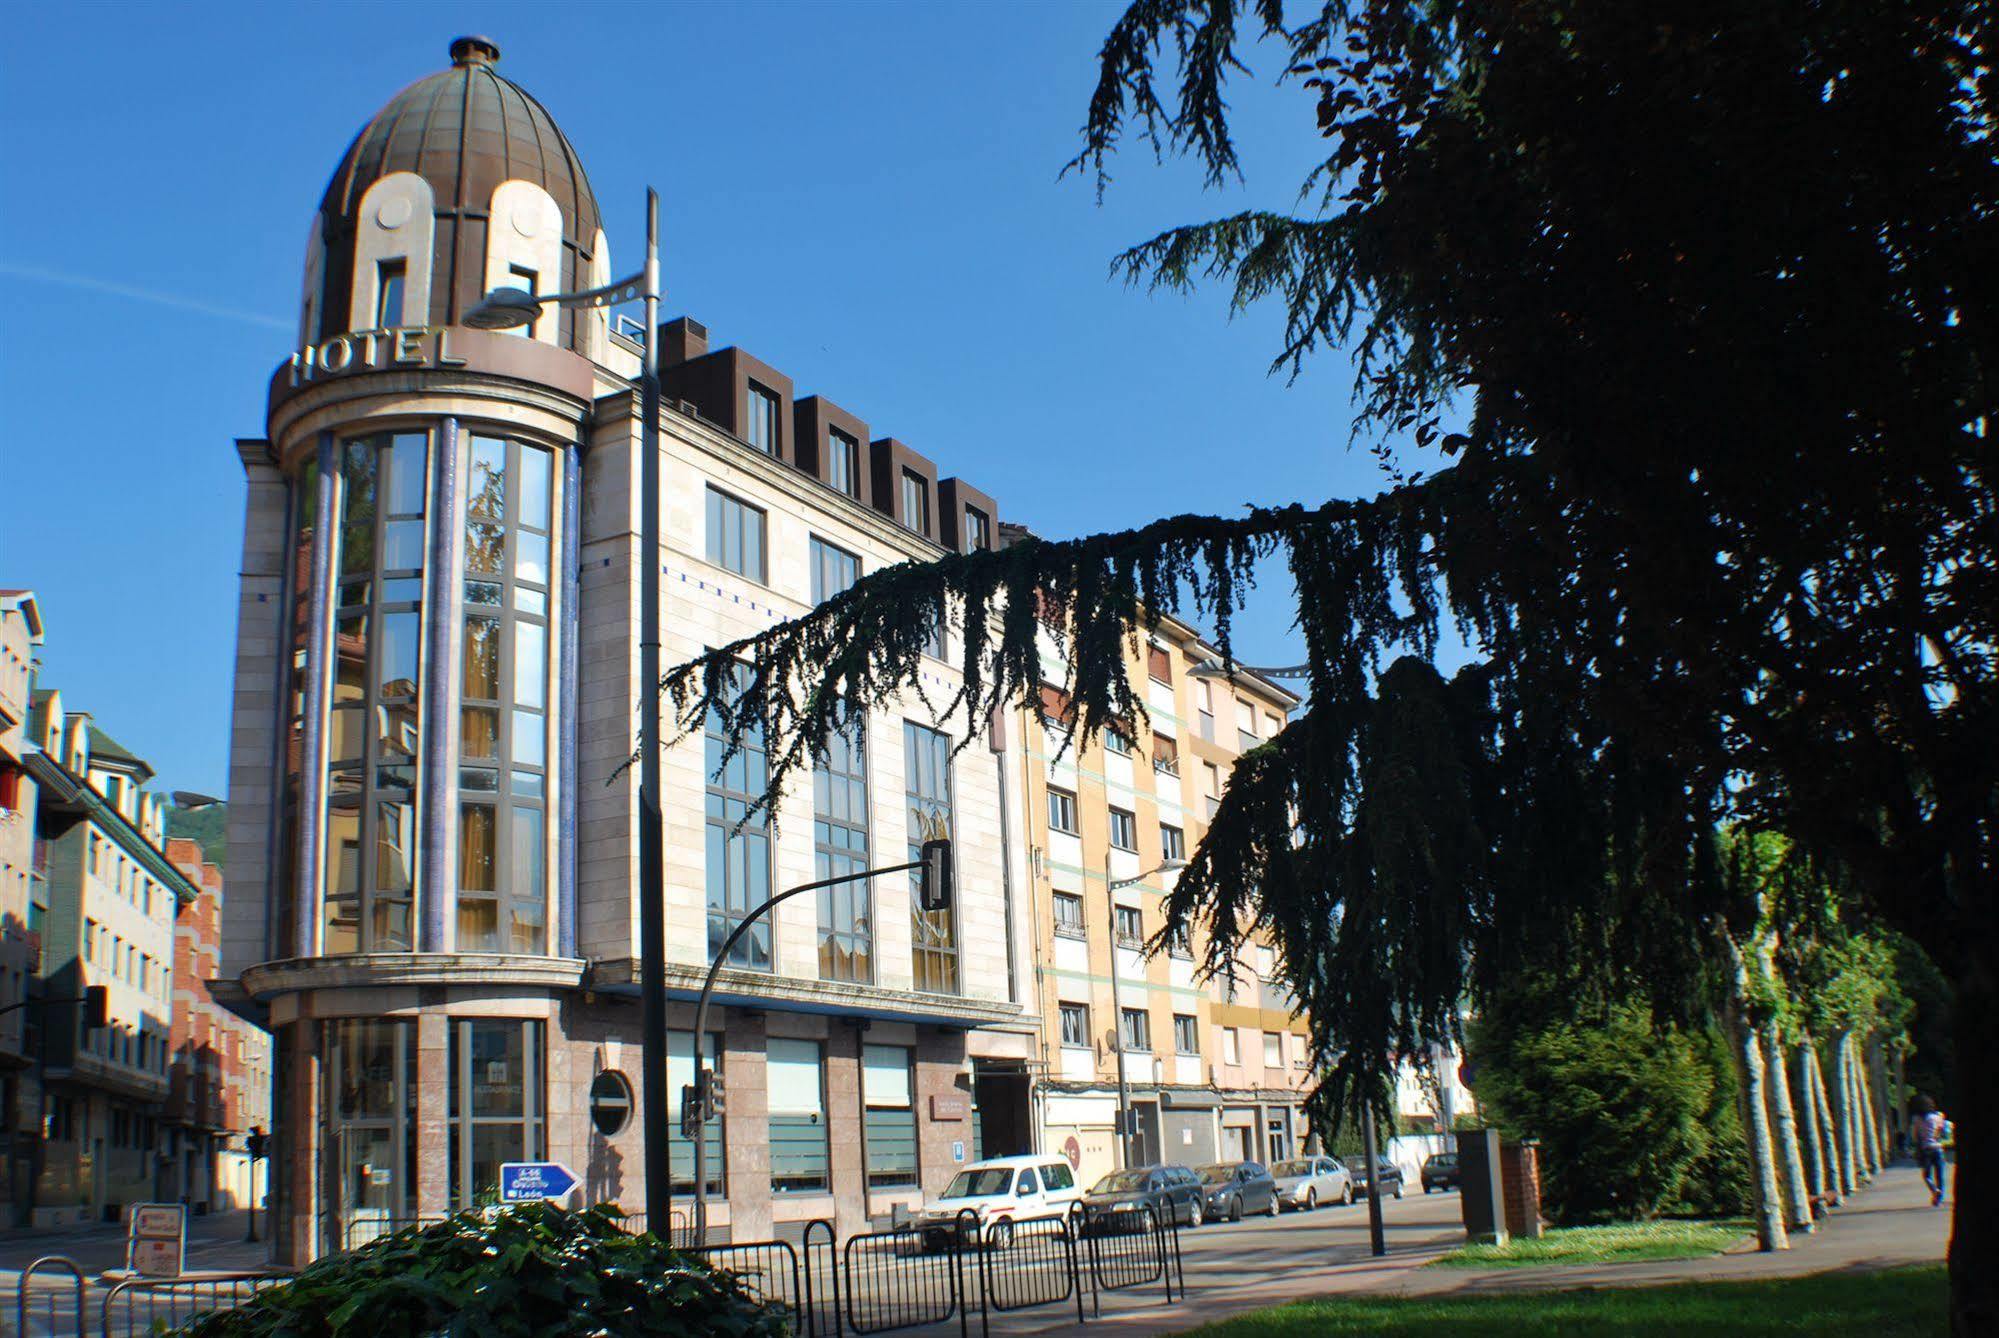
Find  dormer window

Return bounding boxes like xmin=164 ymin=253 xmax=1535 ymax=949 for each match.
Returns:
xmin=746 ymin=382 xmax=780 ymax=455
xmin=901 ymin=470 xmax=930 ymax=536
xmin=507 ymin=265 xmax=539 ymax=338
xmin=962 ymin=505 xmax=991 ymax=554
xmin=828 ymin=428 xmax=860 ymax=497
xmin=375 ymin=260 xmax=407 ymax=328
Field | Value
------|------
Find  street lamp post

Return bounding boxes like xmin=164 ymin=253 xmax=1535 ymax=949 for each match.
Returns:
xmin=1104 ymin=857 xmax=1185 ymax=1169
xmin=465 ymin=191 xmax=670 ymax=1223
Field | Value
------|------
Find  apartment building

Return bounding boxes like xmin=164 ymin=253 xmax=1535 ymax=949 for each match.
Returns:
xmin=1016 ymin=608 xmax=1308 ymax=1190
xmin=164 ymin=837 xmax=274 ymax=1217
xmin=0 ymin=591 xmax=46 ymax=1213
xmin=217 ymin=38 xmax=1033 ymax=1262
xmin=17 ymin=694 xmax=199 ymax=1227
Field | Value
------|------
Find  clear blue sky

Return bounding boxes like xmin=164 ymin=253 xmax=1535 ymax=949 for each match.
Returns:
xmin=0 ymin=1 xmax=1392 ymax=797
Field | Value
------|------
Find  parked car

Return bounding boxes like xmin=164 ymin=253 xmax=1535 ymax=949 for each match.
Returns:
xmin=1196 ymin=1161 xmax=1280 ymax=1221
xmin=910 ymin=1154 xmax=1083 ymax=1250
xmin=1081 ymin=1164 xmax=1205 ymax=1231
xmin=1341 ymin=1154 xmax=1406 ymax=1199
xmin=1421 ymin=1152 xmax=1461 ymax=1193
xmin=1270 ymin=1155 xmax=1354 ymax=1211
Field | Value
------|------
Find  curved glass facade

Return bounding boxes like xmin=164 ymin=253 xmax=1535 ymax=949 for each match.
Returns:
xmin=279 ymin=423 xmax=561 ymax=960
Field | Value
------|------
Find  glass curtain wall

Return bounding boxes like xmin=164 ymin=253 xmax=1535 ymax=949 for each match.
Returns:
xmin=277 ymin=452 xmax=317 ymax=956
xmin=905 ymin=723 xmax=959 ymax=993
xmin=324 ymin=432 xmax=427 ymax=953
xmin=458 ymin=435 xmax=553 ymax=954
xmin=447 ymin=1018 xmax=545 ymax=1209
xmin=814 ymin=714 xmax=871 ymax=983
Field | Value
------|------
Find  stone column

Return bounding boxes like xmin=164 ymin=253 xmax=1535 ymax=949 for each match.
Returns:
xmin=419 ymin=419 xmax=462 ymax=952
xmin=415 ymin=1011 xmax=450 ymax=1218
xmin=721 ymin=1012 xmax=772 ymax=1241
xmin=558 ymin=440 xmax=581 ymax=958
xmin=826 ymin=1022 xmax=867 ymax=1236
xmin=914 ymin=1028 xmax=971 ymax=1197
xmin=277 ymin=1019 xmax=321 ymax=1266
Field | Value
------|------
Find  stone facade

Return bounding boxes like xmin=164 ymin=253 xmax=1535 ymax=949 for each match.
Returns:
xmin=0 ymin=592 xmax=44 ymax=1215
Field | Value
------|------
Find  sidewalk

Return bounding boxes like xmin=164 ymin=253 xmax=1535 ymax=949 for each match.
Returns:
xmin=0 ymin=1208 xmax=277 ymax=1284
xmin=1005 ymin=1162 xmax=1948 ymax=1336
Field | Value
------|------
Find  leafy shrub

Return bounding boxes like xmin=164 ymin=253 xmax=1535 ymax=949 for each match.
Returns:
xmin=1472 ymin=1003 xmax=1746 ymax=1225
xmin=175 ymin=1203 xmax=791 ymax=1338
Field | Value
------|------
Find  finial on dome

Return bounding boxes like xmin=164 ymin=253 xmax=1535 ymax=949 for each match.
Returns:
xmin=450 ymin=35 xmax=501 ymax=67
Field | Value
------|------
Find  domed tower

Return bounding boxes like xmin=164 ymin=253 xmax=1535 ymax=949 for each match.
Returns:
xmin=301 ymin=36 xmax=611 ymax=360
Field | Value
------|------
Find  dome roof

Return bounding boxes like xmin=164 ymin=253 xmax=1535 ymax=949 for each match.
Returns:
xmin=311 ymin=37 xmax=604 ymax=342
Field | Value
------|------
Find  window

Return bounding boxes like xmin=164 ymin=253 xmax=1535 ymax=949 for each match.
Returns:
xmin=1294 ymin=1039 xmax=1308 ymax=1069
xmin=1168 ymin=924 xmax=1194 ymax=959
xmin=1255 ymin=944 xmax=1275 ymax=978
xmin=746 ymin=382 xmax=780 ymax=455
xmin=705 ymin=487 xmax=766 ymax=582
xmin=325 ymin=430 xmax=428 ymax=955
xmin=1119 ymin=1007 xmax=1151 ymax=1053
xmin=905 ymin=723 xmax=958 ymax=993
xmin=1104 ymin=726 xmax=1133 ymax=757
xmin=1236 ymin=699 xmax=1259 ymax=752
xmin=1046 ymin=787 xmax=1078 ymax=835
xmin=506 ymin=265 xmax=539 ymax=338
xmin=1147 ymin=644 xmax=1172 ymax=683
xmin=706 ymin=664 xmax=771 ymax=969
xmin=327 ymin=1019 xmax=416 ymax=1232
xmin=1107 ymin=807 xmax=1137 ymax=853
xmin=862 ymin=1044 xmax=917 ymax=1188
xmin=1262 ymin=1032 xmax=1282 ymax=1068
xmin=1043 ymin=1162 xmax=1076 ymax=1191
xmin=827 ymin=428 xmax=860 ymax=497
xmin=1196 ymin=680 xmax=1216 ymax=742
xmin=457 ymin=435 xmax=553 ymax=955
xmin=809 ymin=536 xmax=860 ymax=605
xmin=1114 ymin=904 xmax=1144 ymax=948
xmin=900 ymin=469 xmax=930 ymax=535
xmin=445 ymin=1019 xmax=545 ymax=1209
xmin=768 ymin=1038 xmax=830 ymax=1193
xmin=1058 ymin=1001 xmax=1090 ymax=1047
xmin=1152 ymin=733 xmax=1179 ymax=776
xmin=1266 ymin=712 xmax=1283 ymax=738
xmin=1052 ymin=892 xmax=1085 ymax=938
xmin=815 ymin=711 xmax=871 ymax=983
xmin=1160 ymin=824 xmax=1186 ymax=863
xmin=1173 ymin=1014 xmax=1200 ymax=1055
xmin=962 ymin=505 xmax=991 ymax=553
xmin=375 ymin=259 xmax=406 ymax=328
xmin=1202 ymin=762 xmax=1222 ymax=819
xmin=1222 ymin=1027 xmax=1240 ymax=1065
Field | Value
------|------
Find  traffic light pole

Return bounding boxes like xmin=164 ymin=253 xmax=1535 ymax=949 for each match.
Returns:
xmin=691 ymin=847 xmax=945 ymax=1243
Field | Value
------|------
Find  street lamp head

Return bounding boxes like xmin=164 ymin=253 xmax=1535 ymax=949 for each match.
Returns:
xmin=1185 ymin=656 xmax=1229 ymax=680
xmin=464 ymin=286 xmax=544 ymax=330
xmin=1156 ymin=858 xmax=1188 ymax=875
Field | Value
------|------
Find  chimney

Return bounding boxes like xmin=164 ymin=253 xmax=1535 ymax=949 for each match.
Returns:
xmin=659 ymin=316 xmax=708 ymax=367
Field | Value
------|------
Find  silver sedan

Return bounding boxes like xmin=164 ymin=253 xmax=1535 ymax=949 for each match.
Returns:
xmin=1271 ymin=1155 xmax=1354 ymax=1210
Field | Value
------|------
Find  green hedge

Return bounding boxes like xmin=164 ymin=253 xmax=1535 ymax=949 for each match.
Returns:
xmin=176 ymin=1203 xmax=790 ymax=1338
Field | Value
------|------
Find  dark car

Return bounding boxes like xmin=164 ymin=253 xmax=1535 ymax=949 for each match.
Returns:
xmin=1081 ymin=1164 xmax=1204 ymax=1231
xmin=1196 ymin=1161 xmax=1280 ymax=1221
xmin=1421 ymin=1152 xmax=1461 ymax=1193
xmin=1342 ymin=1155 xmax=1406 ymax=1199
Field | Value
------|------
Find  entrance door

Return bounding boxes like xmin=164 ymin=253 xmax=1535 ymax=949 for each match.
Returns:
xmin=337 ymin=1124 xmax=399 ymax=1247
xmin=1131 ymin=1102 xmax=1162 ymax=1166
xmin=1222 ymin=1123 xmax=1252 ymax=1160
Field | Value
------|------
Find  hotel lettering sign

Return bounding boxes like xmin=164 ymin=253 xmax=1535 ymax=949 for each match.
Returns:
xmin=286 ymin=325 xmax=469 ymax=386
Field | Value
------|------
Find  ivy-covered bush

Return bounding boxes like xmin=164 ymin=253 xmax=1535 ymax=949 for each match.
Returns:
xmin=176 ymin=1203 xmax=791 ymax=1338
xmin=1472 ymin=1003 xmax=1750 ymax=1225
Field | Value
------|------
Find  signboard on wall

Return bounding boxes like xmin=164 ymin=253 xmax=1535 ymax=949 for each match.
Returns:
xmin=929 ymin=1093 xmax=969 ymax=1122
xmin=127 ymin=1202 xmax=186 ymax=1278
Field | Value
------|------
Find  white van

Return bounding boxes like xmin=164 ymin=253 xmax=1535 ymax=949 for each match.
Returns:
xmin=911 ymin=1154 xmax=1082 ymax=1248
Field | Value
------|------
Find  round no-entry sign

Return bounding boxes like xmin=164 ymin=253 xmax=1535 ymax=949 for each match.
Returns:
xmin=1063 ymin=1136 xmax=1082 ymax=1170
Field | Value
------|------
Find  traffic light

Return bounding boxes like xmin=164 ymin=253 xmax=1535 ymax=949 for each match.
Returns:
xmin=246 ymin=1127 xmax=268 ymax=1160
xmin=708 ymin=1071 xmax=726 ymax=1118
xmin=919 ymin=838 xmax=954 ymax=911
xmin=680 ymin=1083 xmax=703 ymax=1138
xmin=82 ymin=985 xmax=109 ymax=1031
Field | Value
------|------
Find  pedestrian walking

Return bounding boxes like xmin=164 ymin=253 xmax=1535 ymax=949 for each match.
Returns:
xmin=1912 ymin=1094 xmax=1950 ymax=1205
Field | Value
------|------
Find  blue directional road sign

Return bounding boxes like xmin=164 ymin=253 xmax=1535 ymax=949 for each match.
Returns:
xmin=499 ymin=1161 xmax=580 ymax=1203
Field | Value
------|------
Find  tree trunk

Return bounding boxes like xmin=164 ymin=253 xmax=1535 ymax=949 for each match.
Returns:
xmin=1795 ymin=1045 xmax=1827 ymax=1211
xmin=1848 ymin=1034 xmax=1879 ymax=1180
xmin=1860 ymin=1037 xmax=1887 ymax=1169
xmin=1803 ymin=1034 xmax=1841 ymax=1208
xmin=1824 ymin=1036 xmax=1858 ymax=1197
xmin=1765 ymin=1027 xmax=1814 ymax=1231
xmin=1948 ymin=936 xmax=1995 ymax=1338
xmin=1736 ymin=1016 xmax=1790 ymax=1251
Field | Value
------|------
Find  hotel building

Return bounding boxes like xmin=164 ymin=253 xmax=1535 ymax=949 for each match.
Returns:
xmin=1013 ymin=608 xmax=1310 ymax=1189
xmin=217 ymin=38 xmax=1035 ymax=1262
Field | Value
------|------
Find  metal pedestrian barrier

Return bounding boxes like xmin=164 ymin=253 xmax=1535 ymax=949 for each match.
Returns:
xmin=15 ymin=1256 xmax=86 ymax=1338
xmin=100 ymin=1272 xmax=287 ymax=1336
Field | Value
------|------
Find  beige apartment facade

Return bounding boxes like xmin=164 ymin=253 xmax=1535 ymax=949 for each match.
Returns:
xmin=219 ymin=38 xmax=1034 ymax=1263
xmin=0 ymin=591 xmax=46 ymax=1212
xmin=1015 ymin=609 xmax=1311 ymax=1192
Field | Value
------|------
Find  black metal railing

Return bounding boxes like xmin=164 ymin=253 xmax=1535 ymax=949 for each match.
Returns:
xmin=100 ymin=1271 xmax=287 ymax=1337
xmin=688 ymin=1238 xmax=812 ymax=1333
xmin=978 ymin=1212 xmax=1083 ymax=1322
xmin=841 ymin=1212 xmax=973 ymax=1337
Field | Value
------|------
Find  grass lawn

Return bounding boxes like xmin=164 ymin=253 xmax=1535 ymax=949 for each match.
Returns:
xmin=1182 ymin=1265 xmax=1946 ymax=1337
xmin=1432 ymin=1218 xmax=1751 ymax=1268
